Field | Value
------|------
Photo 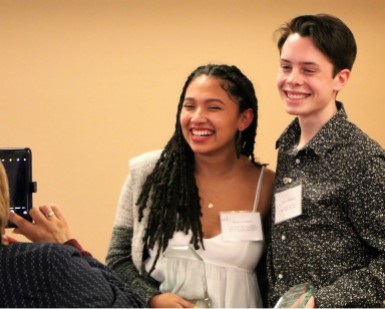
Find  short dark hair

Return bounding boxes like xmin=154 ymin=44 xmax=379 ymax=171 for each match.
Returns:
xmin=137 ymin=64 xmax=260 ymax=272
xmin=276 ymin=14 xmax=357 ymax=76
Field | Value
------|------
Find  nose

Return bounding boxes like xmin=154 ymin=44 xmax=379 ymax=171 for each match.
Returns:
xmin=191 ymin=107 xmax=206 ymax=122
xmin=287 ymin=69 xmax=302 ymax=86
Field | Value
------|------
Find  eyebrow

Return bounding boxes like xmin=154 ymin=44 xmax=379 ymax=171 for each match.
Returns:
xmin=280 ymin=58 xmax=318 ymax=66
xmin=183 ymin=97 xmax=225 ymax=104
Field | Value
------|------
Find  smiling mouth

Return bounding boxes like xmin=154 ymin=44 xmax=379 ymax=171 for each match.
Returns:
xmin=191 ymin=129 xmax=214 ymax=137
xmin=285 ymin=91 xmax=309 ymax=100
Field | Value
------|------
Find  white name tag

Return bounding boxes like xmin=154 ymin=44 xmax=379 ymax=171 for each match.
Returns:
xmin=220 ymin=212 xmax=263 ymax=241
xmin=274 ymin=183 xmax=302 ymax=224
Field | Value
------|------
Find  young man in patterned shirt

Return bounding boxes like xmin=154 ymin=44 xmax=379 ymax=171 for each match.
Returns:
xmin=266 ymin=13 xmax=385 ymax=308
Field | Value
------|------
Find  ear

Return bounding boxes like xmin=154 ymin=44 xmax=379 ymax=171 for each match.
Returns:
xmin=334 ymin=69 xmax=351 ymax=91
xmin=238 ymin=108 xmax=254 ymax=131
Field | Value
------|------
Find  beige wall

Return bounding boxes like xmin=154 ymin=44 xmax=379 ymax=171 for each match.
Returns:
xmin=1 ymin=0 xmax=384 ymax=261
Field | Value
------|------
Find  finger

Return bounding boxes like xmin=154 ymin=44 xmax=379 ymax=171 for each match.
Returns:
xmin=305 ymin=296 xmax=315 ymax=308
xmin=29 ymin=206 xmax=50 ymax=224
xmin=180 ymin=300 xmax=196 ymax=308
xmin=175 ymin=297 xmax=196 ymax=308
xmin=8 ymin=211 xmax=33 ymax=229
xmin=49 ymin=204 xmax=64 ymax=221
xmin=9 ymin=212 xmax=39 ymax=240
xmin=39 ymin=205 xmax=55 ymax=218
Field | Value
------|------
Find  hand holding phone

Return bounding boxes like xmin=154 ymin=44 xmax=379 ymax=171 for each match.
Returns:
xmin=9 ymin=204 xmax=74 ymax=244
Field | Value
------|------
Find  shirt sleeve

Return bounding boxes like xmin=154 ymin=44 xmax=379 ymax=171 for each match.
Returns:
xmin=46 ymin=244 xmax=146 ymax=308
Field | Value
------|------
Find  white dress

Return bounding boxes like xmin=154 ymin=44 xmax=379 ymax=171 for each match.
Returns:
xmin=145 ymin=167 xmax=266 ymax=308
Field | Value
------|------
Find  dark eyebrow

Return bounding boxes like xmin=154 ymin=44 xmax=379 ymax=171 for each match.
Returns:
xmin=183 ymin=97 xmax=225 ymax=105
xmin=280 ymin=58 xmax=318 ymax=66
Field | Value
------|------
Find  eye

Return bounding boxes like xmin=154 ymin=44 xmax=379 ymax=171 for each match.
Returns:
xmin=280 ymin=64 xmax=292 ymax=72
xmin=182 ymin=102 xmax=195 ymax=109
xmin=303 ymin=68 xmax=316 ymax=74
xmin=208 ymin=105 xmax=221 ymax=111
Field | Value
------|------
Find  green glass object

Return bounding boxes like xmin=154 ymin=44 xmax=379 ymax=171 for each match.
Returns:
xmin=274 ymin=282 xmax=314 ymax=308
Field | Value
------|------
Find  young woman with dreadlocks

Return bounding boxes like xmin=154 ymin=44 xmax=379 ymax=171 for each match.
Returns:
xmin=106 ymin=64 xmax=275 ymax=308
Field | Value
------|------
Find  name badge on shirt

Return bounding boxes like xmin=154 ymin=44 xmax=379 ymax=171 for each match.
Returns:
xmin=220 ymin=211 xmax=263 ymax=242
xmin=274 ymin=183 xmax=302 ymax=224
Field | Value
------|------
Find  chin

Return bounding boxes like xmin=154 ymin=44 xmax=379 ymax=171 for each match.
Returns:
xmin=284 ymin=105 xmax=302 ymax=116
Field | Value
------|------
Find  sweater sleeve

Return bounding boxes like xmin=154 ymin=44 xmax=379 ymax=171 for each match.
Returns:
xmin=106 ymin=151 xmax=163 ymax=305
xmin=107 ymin=226 xmax=160 ymax=304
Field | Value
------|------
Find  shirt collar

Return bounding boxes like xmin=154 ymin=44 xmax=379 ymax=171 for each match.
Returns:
xmin=276 ymin=101 xmax=348 ymax=157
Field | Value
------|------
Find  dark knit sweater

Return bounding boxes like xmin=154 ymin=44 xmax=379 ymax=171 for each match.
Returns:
xmin=0 ymin=241 xmax=145 ymax=308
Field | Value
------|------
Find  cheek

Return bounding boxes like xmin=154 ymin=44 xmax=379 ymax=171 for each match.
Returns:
xmin=179 ymin=114 xmax=190 ymax=139
xmin=276 ymin=74 xmax=285 ymax=88
xmin=179 ymin=112 xmax=188 ymax=127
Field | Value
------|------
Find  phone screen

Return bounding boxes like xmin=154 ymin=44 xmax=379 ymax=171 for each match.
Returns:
xmin=0 ymin=148 xmax=33 ymax=227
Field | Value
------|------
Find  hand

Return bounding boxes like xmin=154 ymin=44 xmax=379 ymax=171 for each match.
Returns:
xmin=9 ymin=204 xmax=74 ymax=244
xmin=291 ymin=293 xmax=315 ymax=308
xmin=149 ymin=293 xmax=196 ymax=308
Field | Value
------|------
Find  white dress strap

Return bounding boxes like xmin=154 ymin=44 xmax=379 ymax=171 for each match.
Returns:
xmin=252 ymin=165 xmax=265 ymax=212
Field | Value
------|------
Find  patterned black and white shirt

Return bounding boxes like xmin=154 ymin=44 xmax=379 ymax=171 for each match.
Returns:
xmin=267 ymin=102 xmax=385 ymax=308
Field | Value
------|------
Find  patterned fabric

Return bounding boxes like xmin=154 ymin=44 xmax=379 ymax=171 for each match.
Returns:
xmin=0 ymin=242 xmax=146 ymax=308
xmin=106 ymin=150 xmax=162 ymax=303
xmin=266 ymin=102 xmax=385 ymax=307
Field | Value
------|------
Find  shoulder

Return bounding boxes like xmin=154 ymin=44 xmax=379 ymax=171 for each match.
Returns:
xmin=129 ymin=149 xmax=162 ymax=172
xmin=339 ymin=121 xmax=384 ymax=160
xmin=0 ymin=243 xmax=69 ymax=307
xmin=262 ymin=166 xmax=275 ymax=185
xmin=259 ymin=166 xmax=275 ymax=218
xmin=0 ymin=243 xmax=78 ymax=289
xmin=1 ymin=241 xmax=75 ymax=260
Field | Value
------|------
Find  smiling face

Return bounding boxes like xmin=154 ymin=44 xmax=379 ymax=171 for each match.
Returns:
xmin=180 ymin=75 xmax=253 ymax=157
xmin=277 ymin=33 xmax=350 ymax=125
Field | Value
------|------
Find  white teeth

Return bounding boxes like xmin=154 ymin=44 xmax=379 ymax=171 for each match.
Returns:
xmin=287 ymin=92 xmax=307 ymax=99
xmin=192 ymin=130 xmax=212 ymax=136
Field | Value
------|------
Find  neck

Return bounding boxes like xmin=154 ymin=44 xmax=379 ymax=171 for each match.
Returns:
xmin=297 ymin=102 xmax=337 ymax=148
xmin=194 ymin=152 xmax=246 ymax=178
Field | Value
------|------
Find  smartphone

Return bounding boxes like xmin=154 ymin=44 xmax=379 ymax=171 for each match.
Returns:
xmin=0 ymin=147 xmax=36 ymax=228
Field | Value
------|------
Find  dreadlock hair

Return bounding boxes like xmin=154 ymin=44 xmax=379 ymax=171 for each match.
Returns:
xmin=136 ymin=64 xmax=260 ymax=272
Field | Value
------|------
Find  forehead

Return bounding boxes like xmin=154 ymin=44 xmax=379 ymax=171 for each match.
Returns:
xmin=281 ymin=33 xmax=332 ymax=66
xmin=185 ymin=75 xmax=228 ymax=96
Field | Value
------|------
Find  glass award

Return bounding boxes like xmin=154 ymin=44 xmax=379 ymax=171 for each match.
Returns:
xmin=159 ymin=245 xmax=211 ymax=308
xmin=274 ymin=282 xmax=314 ymax=308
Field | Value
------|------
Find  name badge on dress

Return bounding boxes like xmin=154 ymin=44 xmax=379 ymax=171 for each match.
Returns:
xmin=220 ymin=211 xmax=263 ymax=241
xmin=274 ymin=182 xmax=302 ymax=224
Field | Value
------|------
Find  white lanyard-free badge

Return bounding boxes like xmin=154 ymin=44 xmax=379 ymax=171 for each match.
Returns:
xmin=274 ymin=183 xmax=302 ymax=224
xmin=220 ymin=211 xmax=263 ymax=241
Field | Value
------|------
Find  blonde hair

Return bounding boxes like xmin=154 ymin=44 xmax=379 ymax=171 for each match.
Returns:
xmin=0 ymin=162 xmax=10 ymax=233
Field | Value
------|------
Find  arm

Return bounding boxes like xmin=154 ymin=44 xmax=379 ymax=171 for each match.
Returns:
xmin=106 ymin=162 xmax=161 ymax=304
xmin=106 ymin=153 xmax=196 ymax=308
xmin=106 ymin=225 xmax=160 ymax=303
xmin=107 ymin=226 xmax=196 ymax=308
xmin=45 ymin=244 xmax=146 ymax=308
